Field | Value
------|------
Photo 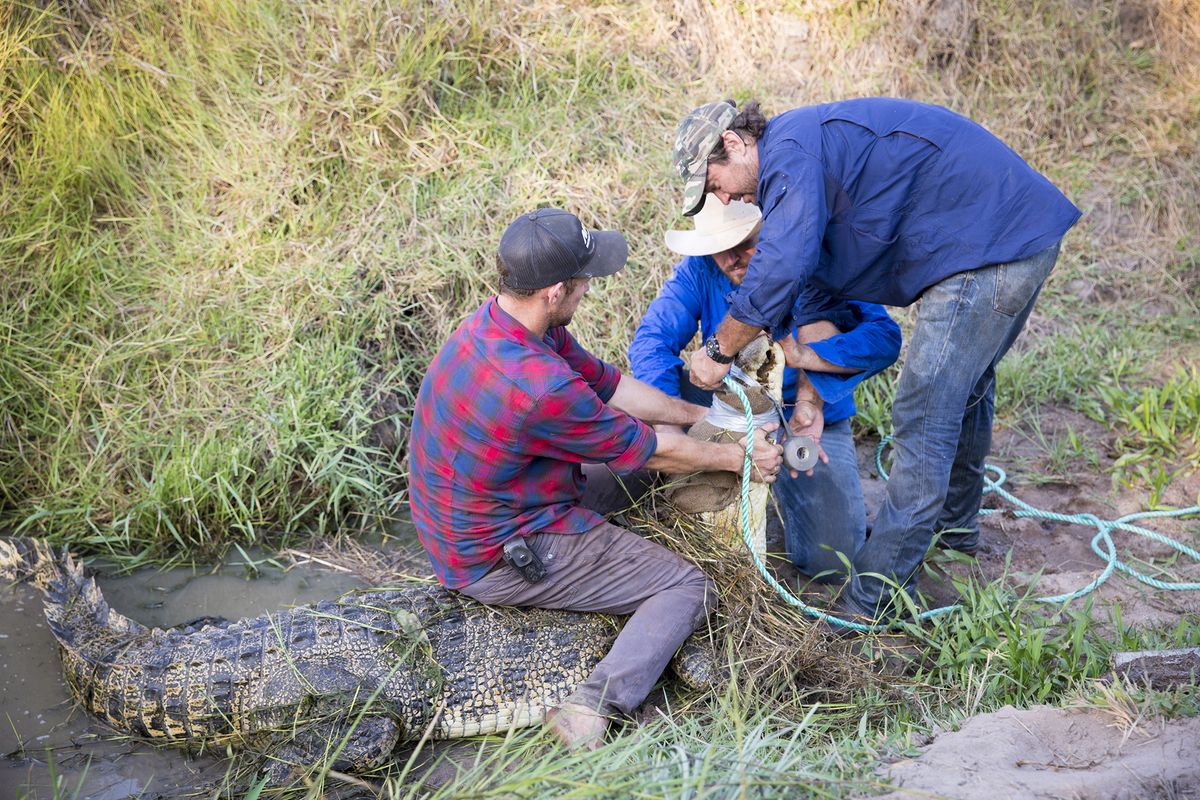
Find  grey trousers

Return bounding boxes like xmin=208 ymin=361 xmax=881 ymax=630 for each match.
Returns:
xmin=459 ymin=466 xmax=716 ymax=716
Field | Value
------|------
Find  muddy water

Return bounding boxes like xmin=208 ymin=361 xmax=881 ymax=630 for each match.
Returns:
xmin=0 ymin=551 xmax=366 ymax=800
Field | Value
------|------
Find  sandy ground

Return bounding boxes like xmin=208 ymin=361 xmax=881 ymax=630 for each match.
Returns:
xmin=875 ymin=705 xmax=1200 ymax=799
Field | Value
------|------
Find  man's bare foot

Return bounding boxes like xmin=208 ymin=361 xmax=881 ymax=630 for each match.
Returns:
xmin=546 ymin=702 xmax=608 ymax=751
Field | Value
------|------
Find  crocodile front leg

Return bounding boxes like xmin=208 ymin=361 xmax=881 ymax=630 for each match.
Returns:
xmin=263 ymin=713 xmax=402 ymax=786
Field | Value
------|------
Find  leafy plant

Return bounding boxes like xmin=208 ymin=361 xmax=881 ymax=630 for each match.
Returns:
xmin=1095 ymin=366 xmax=1200 ymax=503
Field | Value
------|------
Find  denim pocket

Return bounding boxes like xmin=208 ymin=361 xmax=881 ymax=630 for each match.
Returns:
xmin=992 ymin=259 xmax=1044 ymax=317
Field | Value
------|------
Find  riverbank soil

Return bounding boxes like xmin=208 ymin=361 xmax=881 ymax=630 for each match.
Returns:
xmin=876 ymin=705 xmax=1200 ymax=799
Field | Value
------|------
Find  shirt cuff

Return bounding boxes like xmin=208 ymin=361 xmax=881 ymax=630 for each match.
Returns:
xmin=607 ymin=420 xmax=658 ymax=474
xmin=728 ymin=293 xmax=774 ymax=330
xmin=593 ymin=362 xmax=622 ymax=403
xmin=807 ymin=338 xmax=853 ymax=369
xmin=805 ymin=342 xmax=872 ymax=406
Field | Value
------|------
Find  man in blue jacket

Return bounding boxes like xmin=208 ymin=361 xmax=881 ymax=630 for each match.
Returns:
xmin=630 ymin=196 xmax=900 ymax=581
xmin=672 ymin=98 xmax=1082 ymax=621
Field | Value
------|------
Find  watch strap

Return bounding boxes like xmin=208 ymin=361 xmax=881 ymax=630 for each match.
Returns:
xmin=704 ymin=335 xmax=736 ymax=364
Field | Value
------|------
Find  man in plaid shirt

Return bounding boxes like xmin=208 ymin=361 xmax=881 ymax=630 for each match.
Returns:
xmin=409 ymin=208 xmax=782 ymax=750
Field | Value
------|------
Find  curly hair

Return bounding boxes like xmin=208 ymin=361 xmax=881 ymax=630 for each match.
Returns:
xmin=497 ymin=254 xmax=588 ymax=296
xmin=707 ymin=99 xmax=768 ymax=165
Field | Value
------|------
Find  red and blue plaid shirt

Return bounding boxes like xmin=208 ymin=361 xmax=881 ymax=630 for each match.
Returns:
xmin=408 ymin=297 xmax=657 ymax=588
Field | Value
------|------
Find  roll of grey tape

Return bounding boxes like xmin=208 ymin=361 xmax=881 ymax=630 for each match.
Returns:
xmin=783 ymin=435 xmax=818 ymax=471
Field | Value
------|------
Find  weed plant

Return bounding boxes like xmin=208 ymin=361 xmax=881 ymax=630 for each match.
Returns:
xmin=1097 ymin=365 xmax=1200 ymax=498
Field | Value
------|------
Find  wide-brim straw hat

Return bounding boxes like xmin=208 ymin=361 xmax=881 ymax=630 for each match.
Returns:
xmin=663 ymin=195 xmax=763 ymax=257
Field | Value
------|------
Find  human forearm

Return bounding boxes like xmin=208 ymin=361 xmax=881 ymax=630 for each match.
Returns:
xmin=785 ymin=341 xmax=861 ymax=374
xmin=783 ymin=321 xmax=863 ymax=375
xmin=609 ymin=374 xmax=706 ymax=427
xmin=712 ymin=316 xmax=764 ymax=359
xmin=647 ymin=426 xmax=782 ymax=482
xmin=797 ymin=320 xmax=840 ymax=343
xmin=644 ymin=429 xmax=742 ymax=475
xmin=688 ymin=316 xmax=766 ymax=391
xmin=793 ymin=368 xmax=823 ymax=409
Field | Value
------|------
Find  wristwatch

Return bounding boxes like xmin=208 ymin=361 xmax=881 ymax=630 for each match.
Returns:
xmin=704 ymin=335 xmax=736 ymax=365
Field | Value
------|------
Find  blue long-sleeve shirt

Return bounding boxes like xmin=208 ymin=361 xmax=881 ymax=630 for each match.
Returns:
xmin=629 ymin=254 xmax=901 ymax=424
xmin=728 ymin=98 xmax=1083 ymax=331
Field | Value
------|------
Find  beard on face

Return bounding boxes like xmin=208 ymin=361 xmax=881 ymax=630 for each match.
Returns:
xmin=546 ymin=283 xmax=586 ymax=328
xmin=720 ymin=158 xmax=759 ymax=203
xmin=547 ymin=306 xmax=575 ymax=328
xmin=716 ymin=240 xmax=757 ymax=286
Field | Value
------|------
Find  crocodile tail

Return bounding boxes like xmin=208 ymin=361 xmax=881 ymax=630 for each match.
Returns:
xmin=0 ymin=536 xmax=146 ymax=651
xmin=0 ymin=536 xmax=61 ymax=589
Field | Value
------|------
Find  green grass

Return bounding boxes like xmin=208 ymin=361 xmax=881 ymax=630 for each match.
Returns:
xmin=850 ymin=363 xmax=898 ymax=440
xmin=1097 ymin=366 xmax=1200 ymax=499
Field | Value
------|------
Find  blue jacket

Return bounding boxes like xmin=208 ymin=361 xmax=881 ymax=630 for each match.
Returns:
xmin=629 ymin=254 xmax=901 ymax=424
xmin=728 ymin=98 xmax=1083 ymax=331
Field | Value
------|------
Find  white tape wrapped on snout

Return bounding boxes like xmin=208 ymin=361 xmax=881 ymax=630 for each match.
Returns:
xmin=704 ymin=395 xmax=777 ymax=433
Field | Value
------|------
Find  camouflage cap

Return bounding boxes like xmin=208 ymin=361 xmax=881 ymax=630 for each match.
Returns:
xmin=673 ymin=101 xmax=737 ymax=217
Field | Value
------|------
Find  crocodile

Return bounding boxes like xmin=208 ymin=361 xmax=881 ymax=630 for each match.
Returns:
xmin=1 ymin=537 xmax=717 ymax=781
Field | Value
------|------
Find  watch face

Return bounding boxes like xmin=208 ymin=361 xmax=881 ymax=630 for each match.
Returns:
xmin=705 ymin=336 xmax=732 ymax=363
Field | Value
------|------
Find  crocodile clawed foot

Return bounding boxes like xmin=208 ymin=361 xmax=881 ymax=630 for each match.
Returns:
xmin=545 ymin=702 xmax=607 ymax=751
xmin=262 ymin=713 xmax=402 ymax=787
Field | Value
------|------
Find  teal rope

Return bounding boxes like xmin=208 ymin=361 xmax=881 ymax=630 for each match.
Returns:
xmin=722 ymin=378 xmax=916 ymax=632
xmin=722 ymin=376 xmax=1200 ymax=632
xmin=875 ymin=436 xmax=1200 ymax=600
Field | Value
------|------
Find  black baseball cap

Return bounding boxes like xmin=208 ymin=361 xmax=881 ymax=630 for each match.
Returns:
xmin=498 ymin=208 xmax=628 ymax=290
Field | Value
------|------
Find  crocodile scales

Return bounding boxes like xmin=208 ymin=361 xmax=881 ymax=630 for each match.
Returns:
xmin=1 ymin=537 xmax=716 ymax=779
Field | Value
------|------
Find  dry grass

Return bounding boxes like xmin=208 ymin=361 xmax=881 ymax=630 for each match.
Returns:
xmin=290 ymin=500 xmax=881 ymax=706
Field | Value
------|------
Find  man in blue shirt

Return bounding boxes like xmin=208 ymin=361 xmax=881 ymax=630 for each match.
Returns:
xmin=672 ymin=98 xmax=1082 ymax=621
xmin=630 ymin=196 xmax=900 ymax=581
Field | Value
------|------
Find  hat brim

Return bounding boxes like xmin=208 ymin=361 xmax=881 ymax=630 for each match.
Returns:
xmin=664 ymin=218 xmax=762 ymax=257
xmin=680 ymin=169 xmax=708 ymax=217
xmin=576 ymin=230 xmax=628 ymax=279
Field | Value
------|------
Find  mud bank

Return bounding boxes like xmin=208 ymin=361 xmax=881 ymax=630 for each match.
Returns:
xmin=876 ymin=704 xmax=1200 ymax=799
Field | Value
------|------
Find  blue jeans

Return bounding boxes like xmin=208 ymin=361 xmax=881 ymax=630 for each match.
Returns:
xmin=681 ymin=375 xmax=864 ymax=581
xmin=847 ymin=243 xmax=1061 ymax=614
xmin=775 ymin=417 xmax=865 ymax=581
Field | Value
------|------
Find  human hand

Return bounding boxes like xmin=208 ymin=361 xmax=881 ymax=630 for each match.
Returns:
xmin=787 ymin=400 xmax=828 ymax=478
xmin=688 ymin=349 xmax=733 ymax=391
xmin=738 ymin=423 xmax=784 ymax=484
